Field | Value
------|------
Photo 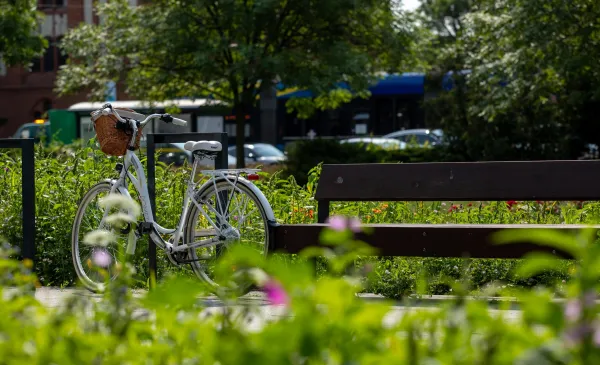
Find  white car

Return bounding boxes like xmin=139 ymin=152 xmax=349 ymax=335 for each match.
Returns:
xmin=382 ymin=128 xmax=443 ymax=147
xmin=339 ymin=137 xmax=407 ymax=150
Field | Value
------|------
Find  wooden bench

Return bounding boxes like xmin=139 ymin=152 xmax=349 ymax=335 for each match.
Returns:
xmin=271 ymin=160 xmax=600 ymax=259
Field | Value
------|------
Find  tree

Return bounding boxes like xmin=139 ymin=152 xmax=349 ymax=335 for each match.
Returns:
xmin=461 ymin=0 xmax=600 ymax=159
xmin=56 ymin=0 xmax=409 ymax=167
xmin=409 ymin=0 xmax=477 ymax=159
xmin=412 ymin=0 xmax=600 ymax=161
xmin=0 ymin=0 xmax=47 ymax=67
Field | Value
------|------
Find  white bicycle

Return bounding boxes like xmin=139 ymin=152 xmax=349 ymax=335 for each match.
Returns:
xmin=71 ymin=103 xmax=277 ymax=293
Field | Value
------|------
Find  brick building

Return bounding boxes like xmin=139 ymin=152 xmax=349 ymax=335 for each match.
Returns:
xmin=0 ymin=0 xmax=136 ymax=138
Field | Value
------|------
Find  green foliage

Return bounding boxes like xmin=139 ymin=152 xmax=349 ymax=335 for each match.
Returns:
xmin=283 ymin=139 xmax=451 ymax=185
xmin=2 ymin=213 xmax=600 ymax=363
xmin=55 ymin=0 xmax=409 ymax=167
xmin=0 ymin=0 xmax=47 ymax=67
xmin=412 ymin=0 xmax=600 ymax=161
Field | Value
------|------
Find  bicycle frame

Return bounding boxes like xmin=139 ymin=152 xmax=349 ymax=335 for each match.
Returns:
xmin=105 ymin=148 xmax=272 ymax=258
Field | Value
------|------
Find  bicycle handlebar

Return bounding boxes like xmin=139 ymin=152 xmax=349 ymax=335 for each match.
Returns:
xmin=96 ymin=103 xmax=187 ymax=127
xmin=93 ymin=103 xmax=188 ymax=150
xmin=171 ymin=117 xmax=187 ymax=126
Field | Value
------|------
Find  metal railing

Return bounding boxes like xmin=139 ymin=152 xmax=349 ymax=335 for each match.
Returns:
xmin=0 ymin=138 xmax=36 ymax=264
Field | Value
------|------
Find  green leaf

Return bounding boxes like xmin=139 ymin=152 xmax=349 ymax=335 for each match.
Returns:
xmin=492 ymin=228 xmax=583 ymax=259
xmin=514 ymin=252 xmax=567 ymax=279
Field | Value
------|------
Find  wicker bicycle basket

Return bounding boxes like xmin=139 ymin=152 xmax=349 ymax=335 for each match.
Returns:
xmin=92 ymin=107 xmax=143 ymax=157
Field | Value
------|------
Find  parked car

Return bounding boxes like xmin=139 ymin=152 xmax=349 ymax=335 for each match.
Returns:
xmin=339 ymin=137 xmax=406 ymax=150
xmin=228 ymin=143 xmax=287 ymax=166
xmin=382 ymin=128 xmax=442 ymax=147
xmin=155 ymin=142 xmax=237 ymax=168
xmin=12 ymin=121 xmax=50 ymax=142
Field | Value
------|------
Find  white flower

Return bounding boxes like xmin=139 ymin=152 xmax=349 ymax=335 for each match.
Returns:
xmin=105 ymin=213 xmax=137 ymax=226
xmin=82 ymin=230 xmax=115 ymax=247
xmin=99 ymin=194 xmax=141 ymax=217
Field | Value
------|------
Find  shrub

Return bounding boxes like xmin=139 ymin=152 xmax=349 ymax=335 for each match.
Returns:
xmin=283 ymin=139 xmax=451 ymax=185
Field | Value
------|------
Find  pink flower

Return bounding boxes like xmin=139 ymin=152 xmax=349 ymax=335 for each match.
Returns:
xmin=327 ymin=215 xmax=347 ymax=231
xmin=92 ymin=249 xmax=112 ymax=268
xmin=583 ymin=291 xmax=596 ymax=307
xmin=348 ymin=217 xmax=362 ymax=233
xmin=325 ymin=215 xmax=362 ymax=233
xmin=263 ymin=279 xmax=289 ymax=306
xmin=564 ymin=324 xmax=592 ymax=347
xmin=565 ymin=300 xmax=581 ymax=322
xmin=594 ymin=327 xmax=600 ymax=347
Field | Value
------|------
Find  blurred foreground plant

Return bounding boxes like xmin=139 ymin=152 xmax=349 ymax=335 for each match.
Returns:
xmin=2 ymin=213 xmax=600 ymax=363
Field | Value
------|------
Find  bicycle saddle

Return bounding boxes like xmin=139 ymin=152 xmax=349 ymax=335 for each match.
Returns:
xmin=183 ymin=140 xmax=222 ymax=153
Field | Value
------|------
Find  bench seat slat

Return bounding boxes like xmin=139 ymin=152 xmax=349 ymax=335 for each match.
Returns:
xmin=272 ymin=224 xmax=594 ymax=259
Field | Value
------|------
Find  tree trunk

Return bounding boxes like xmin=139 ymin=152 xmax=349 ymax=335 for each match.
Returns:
xmin=235 ymin=104 xmax=246 ymax=168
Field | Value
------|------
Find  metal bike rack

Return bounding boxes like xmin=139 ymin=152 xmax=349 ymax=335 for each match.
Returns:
xmin=0 ymin=138 xmax=36 ymax=264
xmin=146 ymin=132 xmax=228 ymax=289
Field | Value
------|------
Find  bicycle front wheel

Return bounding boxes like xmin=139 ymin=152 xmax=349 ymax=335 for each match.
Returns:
xmin=184 ymin=179 xmax=271 ymax=290
xmin=71 ymin=182 xmax=131 ymax=292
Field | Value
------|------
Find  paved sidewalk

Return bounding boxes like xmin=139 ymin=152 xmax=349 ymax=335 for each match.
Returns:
xmin=7 ymin=287 xmax=524 ymax=332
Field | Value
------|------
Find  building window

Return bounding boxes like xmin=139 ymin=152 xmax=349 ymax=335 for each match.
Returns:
xmin=39 ymin=0 xmax=66 ymax=9
xmin=31 ymin=36 xmax=67 ymax=72
xmin=225 ymin=123 xmax=250 ymax=137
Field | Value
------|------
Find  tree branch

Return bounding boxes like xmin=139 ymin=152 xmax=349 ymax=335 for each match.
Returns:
xmin=204 ymin=2 xmax=234 ymax=66
xmin=261 ymin=0 xmax=293 ymax=57
xmin=277 ymin=16 xmax=306 ymax=50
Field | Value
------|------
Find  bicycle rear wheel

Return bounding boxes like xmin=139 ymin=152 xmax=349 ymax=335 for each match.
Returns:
xmin=183 ymin=179 xmax=270 ymax=291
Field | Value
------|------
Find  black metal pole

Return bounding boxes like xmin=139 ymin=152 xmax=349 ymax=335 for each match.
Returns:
xmin=215 ymin=134 xmax=228 ymax=258
xmin=312 ymin=199 xmax=331 ymax=276
xmin=215 ymin=133 xmax=228 ymax=169
xmin=146 ymin=134 xmax=157 ymax=290
xmin=317 ymin=200 xmax=330 ymax=224
xmin=21 ymin=139 xmax=35 ymax=263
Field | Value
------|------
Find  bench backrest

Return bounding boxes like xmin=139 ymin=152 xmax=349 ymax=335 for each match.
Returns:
xmin=315 ymin=160 xmax=600 ymax=202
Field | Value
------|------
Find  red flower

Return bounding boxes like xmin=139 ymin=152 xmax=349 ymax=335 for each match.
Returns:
xmin=506 ymin=200 xmax=517 ymax=208
xmin=448 ymin=205 xmax=459 ymax=213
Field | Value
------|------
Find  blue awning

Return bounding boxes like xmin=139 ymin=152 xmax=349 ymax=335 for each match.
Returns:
xmin=276 ymin=72 xmax=425 ymax=99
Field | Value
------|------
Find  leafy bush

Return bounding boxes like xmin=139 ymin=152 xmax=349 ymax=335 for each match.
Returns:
xmin=0 ymin=142 xmax=596 ymax=298
xmin=2 ymin=216 xmax=600 ymax=364
xmin=283 ymin=139 xmax=451 ymax=185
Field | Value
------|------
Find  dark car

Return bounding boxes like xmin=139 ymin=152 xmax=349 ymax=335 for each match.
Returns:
xmin=13 ymin=121 xmax=51 ymax=143
xmin=228 ymin=143 xmax=287 ymax=166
